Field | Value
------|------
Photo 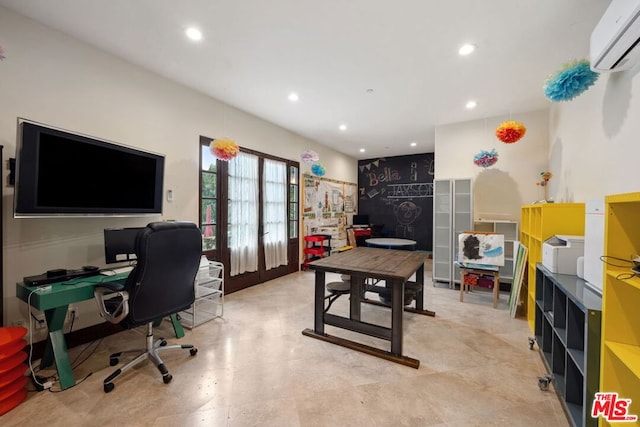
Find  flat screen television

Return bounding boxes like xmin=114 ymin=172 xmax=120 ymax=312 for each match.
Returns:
xmin=14 ymin=120 xmax=165 ymax=217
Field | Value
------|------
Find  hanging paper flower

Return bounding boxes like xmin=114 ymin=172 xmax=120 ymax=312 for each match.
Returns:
xmin=543 ymin=59 xmax=599 ymax=102
xmin=301 ymin=150 xmax=319 ymax=164
xmin=210 ymin=138 xmax=239 ymax=161
xmin=495 ymin=121 xmax=527 ymax=144
xmin=536 ymin=171 xmax=553 ymax=187
xmin=0 ymin=44 xmax=6 ymax=60
xmin=473 ymin=149 xmax=499 ymax=168
xmin=311 ymin=163 xmax=326 ymax=176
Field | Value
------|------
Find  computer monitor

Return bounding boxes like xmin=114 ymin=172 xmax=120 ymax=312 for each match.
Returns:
xmin=103 ymin=227 xmax=145 ymax=264
xmin=352 ymin=214 xmax=370 ymax=227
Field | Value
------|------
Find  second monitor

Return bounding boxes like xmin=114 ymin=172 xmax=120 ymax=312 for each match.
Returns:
xmin=103 ymin=227 xmax=145 ymax=264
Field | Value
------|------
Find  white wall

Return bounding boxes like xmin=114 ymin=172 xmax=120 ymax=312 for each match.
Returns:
xmin=548 ymin=63 xmax=640 ymax=201
xmin=434 ymin=109 xmax=549 ymax=220
xmin=0 ymin=7 xmax=357 ymax=329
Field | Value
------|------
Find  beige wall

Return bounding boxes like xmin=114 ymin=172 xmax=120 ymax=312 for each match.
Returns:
xmin=0 ymin=7 xmax=357 ymax=329
xmin=434 ymin=110 xmax=549 ymax=221
xmin=548 ymin=64 xmax=640 ymax=201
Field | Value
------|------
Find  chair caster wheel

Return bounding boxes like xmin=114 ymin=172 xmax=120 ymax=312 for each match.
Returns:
xmin=528 ymin=337 xmax=536 ymax=350
xmin=109 ymin=357 xmax=119 ymax=366
xmin=160 ymin=339 xmax=167 ymax=347
xmin=104 ymin=383 xmax=115 ymax=393
xmin=163 ymin=374 xmax=173 ymax=384
xmin=190 ymin=348 xmax=198 ymax=356
xmin=538 ymin=375 xmax=553 ymax=391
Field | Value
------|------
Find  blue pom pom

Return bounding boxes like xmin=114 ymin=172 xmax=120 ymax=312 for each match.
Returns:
xmin=311 ymin=163 xmax=326 ymax=176
xmin=544 ymin=59 xmax=599 ymax=102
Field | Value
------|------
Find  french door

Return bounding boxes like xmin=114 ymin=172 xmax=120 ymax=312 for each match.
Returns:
xmin=199 ymin=137 xmax=299 ymax=293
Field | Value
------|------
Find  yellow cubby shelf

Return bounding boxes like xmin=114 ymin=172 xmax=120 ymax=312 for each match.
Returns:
xmin=520 ymin=203 xmax=585 ymax=331
xmin=600 ymin=192 xmax=640 ymax=423
xmin=600 ymin=345 xmax=640 ymax=426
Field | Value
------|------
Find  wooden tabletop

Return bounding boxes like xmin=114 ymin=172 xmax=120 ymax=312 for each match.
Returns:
xmin=308 ymin=246 xmax=428 ymax=281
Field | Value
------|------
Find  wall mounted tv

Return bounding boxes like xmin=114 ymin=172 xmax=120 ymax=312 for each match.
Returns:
xmin=14 ymin=120 xmax=165 ymax=217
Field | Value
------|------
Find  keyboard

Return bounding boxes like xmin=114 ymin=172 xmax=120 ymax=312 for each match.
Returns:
xmin=100 ymin=266 xmax=133 ymax=276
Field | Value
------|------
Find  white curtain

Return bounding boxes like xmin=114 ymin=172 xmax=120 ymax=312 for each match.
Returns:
xmin=228 ymin=152 xmax=259 ymax=276
xmin=263 ymin=159 xmax=288 ymax=270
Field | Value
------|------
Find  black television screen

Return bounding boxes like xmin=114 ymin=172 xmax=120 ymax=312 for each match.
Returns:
xmin=103 ymin=227 xmax=145 ymax=264
xmin=14 ymin=120 xmax=165 ymax=217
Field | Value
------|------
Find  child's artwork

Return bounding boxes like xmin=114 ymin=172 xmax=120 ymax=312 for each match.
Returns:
xmin=458 ymin=233 xmax=505 ymax=266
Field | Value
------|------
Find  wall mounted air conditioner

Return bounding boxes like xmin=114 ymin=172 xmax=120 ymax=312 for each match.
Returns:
xmin=590 ymin=0 xmax=640 ymax=72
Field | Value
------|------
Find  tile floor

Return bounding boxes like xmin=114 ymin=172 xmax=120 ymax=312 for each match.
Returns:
xmin=2 ymin=268 xmax=569 ymax=426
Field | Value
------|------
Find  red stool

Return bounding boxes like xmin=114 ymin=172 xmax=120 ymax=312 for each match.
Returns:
xmin=0 ymin=327 xmax=29 ymax=416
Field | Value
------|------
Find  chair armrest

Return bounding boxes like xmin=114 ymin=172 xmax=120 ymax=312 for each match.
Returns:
xmin=94 ymin=285 xmax=130 ymax=324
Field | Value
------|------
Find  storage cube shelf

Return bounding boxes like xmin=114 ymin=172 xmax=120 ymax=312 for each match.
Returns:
xmin=180 ymin=260 xmax=224 ymax=328
xmin=534 ymin=264 xmax=601 ymax=427
xmin=600 ymin=192 xmax=640 ymax=426
xmin=520 ymin=203 xmax=585 ymax=331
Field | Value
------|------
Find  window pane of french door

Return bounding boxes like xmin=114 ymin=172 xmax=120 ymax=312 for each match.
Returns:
xmin=200 ymin=144 xmax=217 ymax=250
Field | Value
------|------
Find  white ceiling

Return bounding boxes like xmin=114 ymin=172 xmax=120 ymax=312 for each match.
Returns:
xmin=0 ymin=0 xmax=610 ymax=159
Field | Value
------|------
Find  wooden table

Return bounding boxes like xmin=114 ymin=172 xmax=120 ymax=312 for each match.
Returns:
xmin=302 ymin=247 xmax=435 ymax=368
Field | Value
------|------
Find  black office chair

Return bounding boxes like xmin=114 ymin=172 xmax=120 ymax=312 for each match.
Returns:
xmin=94 ymin=222 xmax=202 ymax=393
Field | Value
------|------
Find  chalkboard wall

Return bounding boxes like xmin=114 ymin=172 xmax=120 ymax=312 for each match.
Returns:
xmin=357 ymin=153 xmax=434 ymax=251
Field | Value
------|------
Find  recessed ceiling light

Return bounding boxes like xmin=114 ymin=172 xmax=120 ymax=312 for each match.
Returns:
xmin=458 ymin=44 xmax=476 ymax=56
xmin=465 ymin=100 xmax=477 ymax=109
xmin=185 ymin=27 xmax=203 ymax=41
xmin=359 ymin=148 xmax=365 ymax=153
xmin=410 ymin=142 xmax=417 ymax=147
xmin=288 ymin=92 xmax=299 ymax=102
xmin=339 ymin=124 xmax=348 ymax=131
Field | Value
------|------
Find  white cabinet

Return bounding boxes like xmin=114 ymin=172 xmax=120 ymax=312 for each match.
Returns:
xmin=432 ymin=178 xmax=473 ymax=288
xmin=180 ymin=260 xmax=224 ymax=328
xmin=473 ymin=219 xmax=519 ymax=285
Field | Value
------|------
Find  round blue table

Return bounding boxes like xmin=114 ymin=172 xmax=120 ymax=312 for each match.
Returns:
xmin=365 ymin=238 xmax=417 ymax=251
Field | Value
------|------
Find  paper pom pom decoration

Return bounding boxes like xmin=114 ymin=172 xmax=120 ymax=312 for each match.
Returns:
xmin=473 ymin=149 xmax=499 ymax=168
xmin=210 ymin=138 xmax=239 ymax=161
xmin=543 ymin=59 xmax=599 ymax=102
xmin=495 ymin=121 xmax=527 ymax=144
xmin=301 ymin=150 xmax=319 ymax=164
xmin=311 ymin=163 xmax=326 ymax=176
xmin=536 ymin=171 xmax=553 ymax=187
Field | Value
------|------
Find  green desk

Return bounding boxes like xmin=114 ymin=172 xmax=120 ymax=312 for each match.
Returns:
xmin=16 ymin=273 xmax=185 ymax=390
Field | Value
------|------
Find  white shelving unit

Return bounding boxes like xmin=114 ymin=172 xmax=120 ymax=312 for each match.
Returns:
xmin=473 ymin=219 xmax=519 ymax=285
xmin=432 ymin=178 xmax=473 ymax=288
xmin=180 ymin=260 xmax=224 ymax=329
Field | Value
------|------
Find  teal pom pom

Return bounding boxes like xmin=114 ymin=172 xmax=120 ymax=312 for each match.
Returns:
xmin=311 ymin=163 xmax=326 ymax=176
xmin=473 ymin=149 xmax=498 ymax=168
xmin=544 ymin=59 xmax=599 ymax=102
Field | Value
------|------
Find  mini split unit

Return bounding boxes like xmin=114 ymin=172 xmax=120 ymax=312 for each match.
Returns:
xmin=590 ymin=0 xmax=640 ymax=72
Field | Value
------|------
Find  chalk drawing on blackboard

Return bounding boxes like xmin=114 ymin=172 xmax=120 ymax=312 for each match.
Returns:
xmin=393 ymin=201 xmax=421 ymax=239
xmin=367 ymin=188 xmax=379 ymax=198
xmin=387 ymin=183 xmax=434 ymax=199
xmin=426 ymin=159 xmax=434 ymax=176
